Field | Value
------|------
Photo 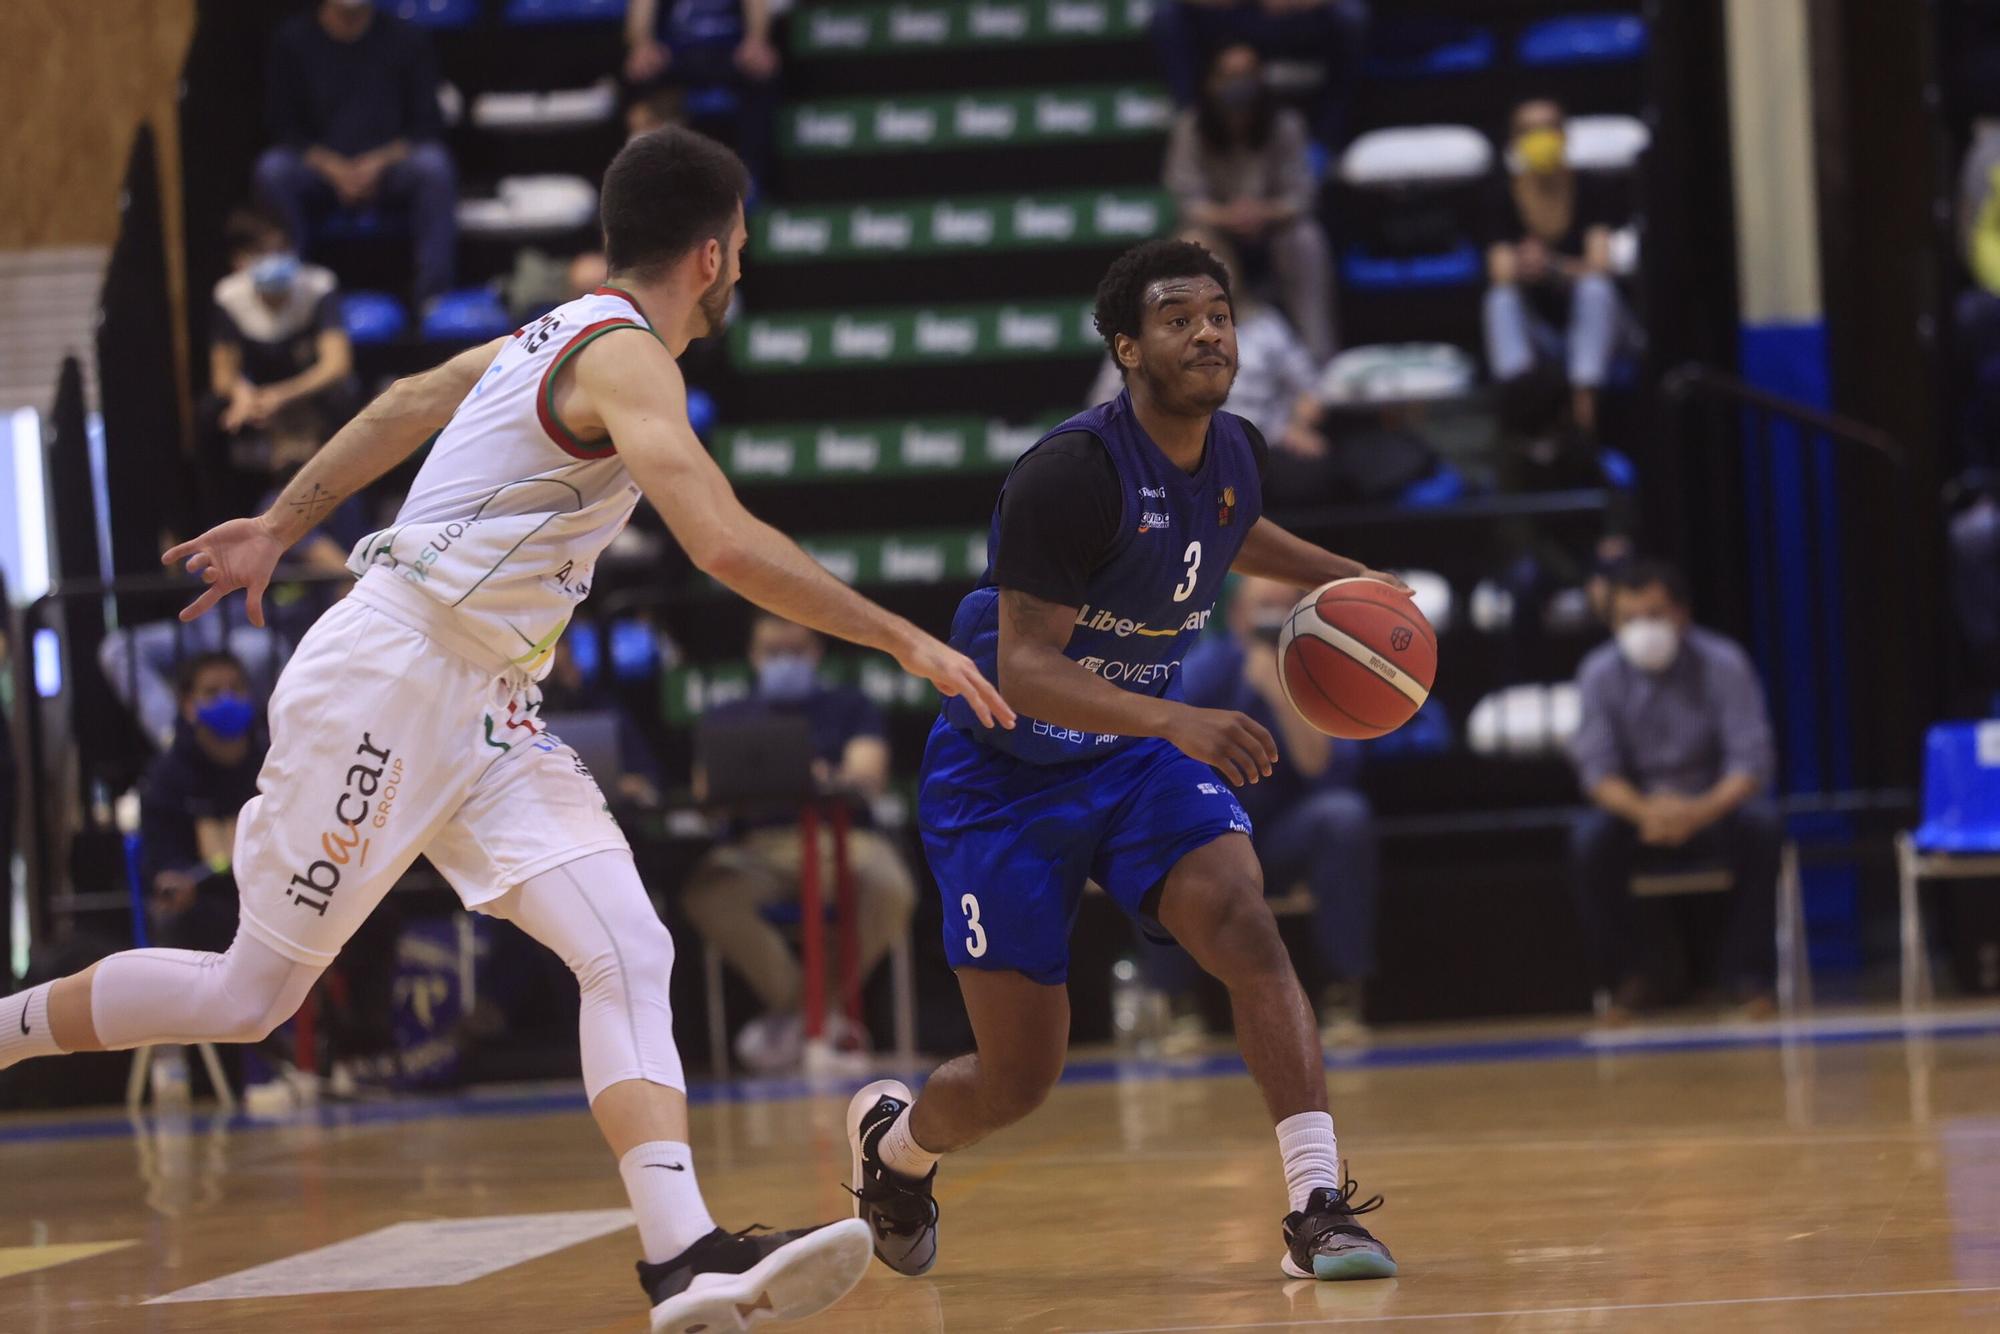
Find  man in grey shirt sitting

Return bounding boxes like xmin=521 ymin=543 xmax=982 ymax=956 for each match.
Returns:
xmin=1568 ymin=560 xmax=1782 ymax=1018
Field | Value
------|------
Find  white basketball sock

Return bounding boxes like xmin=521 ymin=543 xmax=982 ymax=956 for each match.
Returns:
xmin=877 ymin=1104 xmax=940 ymax=1178
xmin=0 ymin=983 xmax=64 ymax=1071
xmin=618 ymin=1141 xmax=719 ymax=1264
xmin=1276 ymin=1110 xmax=1341 ymax=1214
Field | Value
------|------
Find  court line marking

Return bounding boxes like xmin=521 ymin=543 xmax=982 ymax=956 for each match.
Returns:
xmin=1070 ymin=1283 xmax=2000 ymax=1331
xmin=5 ymin=1007 xmax=2000 ymax=1147
xmin=144 ymin=1209 xmax=633 ymax=1304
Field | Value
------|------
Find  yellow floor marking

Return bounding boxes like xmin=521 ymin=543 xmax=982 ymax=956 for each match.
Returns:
xmin=0 ymin=1241 xmax=135 ymax=1281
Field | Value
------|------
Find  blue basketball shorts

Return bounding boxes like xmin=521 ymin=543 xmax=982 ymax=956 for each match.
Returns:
xmin=916 ymin=717 xmax=1253 ymax=985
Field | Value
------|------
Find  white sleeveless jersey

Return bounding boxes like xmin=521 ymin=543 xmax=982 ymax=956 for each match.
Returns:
xmin=348 ymin=288 xmax=653 ymax=677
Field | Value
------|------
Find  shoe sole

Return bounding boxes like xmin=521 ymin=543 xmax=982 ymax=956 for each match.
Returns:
xmin=649 ymin=1218 xmax=873 ymax=1333
xmin=846 ymin=1078 xmax=935 ymax=1276
xmin=1279 ymin=1250 xmax=1399 ymax=1281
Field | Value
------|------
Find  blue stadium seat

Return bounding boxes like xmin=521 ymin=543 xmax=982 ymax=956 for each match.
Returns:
xmin=1340 ymin=243 xmax=1482 ymax=291
xmin=686 ymin=387 xmax=718 ymax=438
xmin=421 ymin=287 xmax=514 ymax=341
xmin=316 ymin=207 xmax=404 ymax=242
xmin=1368 ymin=698 xmax=1453 ymax=756
xmin=1598 ymin=447 xmax=1637 ymax=491
xmin=1517 ymin=14 xmax=1648 ymax=68
xmin=684 ymin=86 xmax=741 ymax=119
xmin=1365 ymin=21 xmax=1496 ymax=79
xmin=341 ymin=291 xmax=409 ymax=345
xmin=380 ymin=0 xmax=481 ymax=27
xmin=1913 ymin=723 xmax=2000 ymax=854
xmin=1399 ymin=461 xmax=1468 ymax=509
xmin=503 ymin=0 xmax=625 ymax=24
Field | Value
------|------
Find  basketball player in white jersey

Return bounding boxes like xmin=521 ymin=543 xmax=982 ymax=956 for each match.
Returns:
xmin=0 ymin=127 xmax=1014 ymax=1332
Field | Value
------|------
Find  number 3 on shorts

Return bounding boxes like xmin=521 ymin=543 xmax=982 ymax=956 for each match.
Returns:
xmin=961 ymin=893 xmax=987 ymax=958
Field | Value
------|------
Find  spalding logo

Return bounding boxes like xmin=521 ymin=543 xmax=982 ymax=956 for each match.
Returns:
xmin=1390 ymin=626 xmax=1413 ymax=652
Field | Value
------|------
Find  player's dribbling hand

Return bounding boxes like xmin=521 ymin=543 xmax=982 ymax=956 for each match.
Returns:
xmin=1167 ymin=707 xmax=1278 ymax=787
xmin=1357 ymin=568 xmax=1413 ymax=596
xmin=900 ymin=635 xmax=1017 ymax=730
xmin=161 ymin=515 xmax=289 ymax=627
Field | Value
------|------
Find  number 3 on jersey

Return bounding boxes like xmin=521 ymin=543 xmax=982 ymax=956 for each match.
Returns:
xmin=961 ymin=893 xmax=987 ymax=958
xmin=1173 ymin=540 xmax=1202 ymax=602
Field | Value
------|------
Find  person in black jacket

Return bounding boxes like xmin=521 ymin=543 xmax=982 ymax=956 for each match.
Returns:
xmin=138 ymin=652 xmax=265 ymax=954
xmin=254 ymin=0 xmax=457 ymax=301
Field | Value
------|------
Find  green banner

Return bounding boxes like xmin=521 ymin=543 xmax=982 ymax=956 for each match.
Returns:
xmin=662 ymin=654 xmax=942 ymax=725
xmin=754 ymin=189 xmax=1170 ymax=263
xmin=795 ymin=528 xmax=989 ymax=586
xmin=793 ymin=0 xmax=1152 ymax=59
xmin=718 ymin=414 xmax=1063 ymax=483
xmin=732 ymin=299 xmax=1099 ymax=371
xmin=783 ymin=85 xmax=1172 ymax=156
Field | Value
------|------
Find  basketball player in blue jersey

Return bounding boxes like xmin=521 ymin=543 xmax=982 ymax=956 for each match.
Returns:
xmin=846 ymin=239 xmax=1406 ymax=1283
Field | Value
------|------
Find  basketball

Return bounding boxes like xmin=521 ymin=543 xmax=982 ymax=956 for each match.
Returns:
xmin=1277 ymin=578 xmax=1438 ymax=740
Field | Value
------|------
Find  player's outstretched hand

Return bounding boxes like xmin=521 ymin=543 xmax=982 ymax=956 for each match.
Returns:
xmin=1166 ymin=707 xmax=1278 ymax=787
xmin=899 ymin=634 xmax=1017 ymax=731
xmin=161 ymin=516 xmax=288 ymax=627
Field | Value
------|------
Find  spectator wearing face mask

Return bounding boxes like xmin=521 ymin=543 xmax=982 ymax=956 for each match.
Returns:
xmin=1163 ymin=44 xmax=1336 ymax=360
xmin=210 ymin=207 xmax=358 ymax=511
xmin=679 ymin=613 xmax=918 ymax=1072
xmin=138 ymin=653 xmax=266 ymax=955
xmin=1568 ymin=559 xmax=1781 ymax=1020
xmin=1483 ymin=98 xmax=1636 ymax=441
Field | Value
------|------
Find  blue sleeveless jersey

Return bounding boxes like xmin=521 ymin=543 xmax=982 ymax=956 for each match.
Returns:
xmin=941 ymin=390 xmax=1263 ymax=764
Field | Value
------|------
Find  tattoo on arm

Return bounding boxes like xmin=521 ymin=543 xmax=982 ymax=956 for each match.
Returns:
xmin=286 ymin=482 xmax=342 ymax=527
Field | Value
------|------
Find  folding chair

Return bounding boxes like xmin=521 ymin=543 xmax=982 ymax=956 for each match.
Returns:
xmin=1898 ymin=722 xmax=2000 ymax=1010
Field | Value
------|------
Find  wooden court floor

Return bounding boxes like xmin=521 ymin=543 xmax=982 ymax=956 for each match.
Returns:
xmin=6 ymin=1011 xmax=2000 ymax=1332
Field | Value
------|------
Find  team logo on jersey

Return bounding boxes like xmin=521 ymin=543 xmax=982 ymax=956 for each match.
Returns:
xmin=1138 ymin=510 xmax=1171 ymax=532
xmin=288 ymin=733 xmax=395 ymax=918
xmin=1218 ymin=484 xmax=1237 ymax=527
xmin=1074 ymin=604 xmax=1212 ymax=638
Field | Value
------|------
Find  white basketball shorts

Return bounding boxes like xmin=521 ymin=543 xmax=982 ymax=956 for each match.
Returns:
xmin=233 ymin=570 xmax=629 ymax=967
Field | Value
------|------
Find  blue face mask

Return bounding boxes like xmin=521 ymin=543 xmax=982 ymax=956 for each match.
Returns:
xmin=756 ymin=654 xmax=818 ymax=701
xmin=195 ymin=693 xmax=256 ymax=740
xmin=251 ymin=251 xmax=300 ymax=296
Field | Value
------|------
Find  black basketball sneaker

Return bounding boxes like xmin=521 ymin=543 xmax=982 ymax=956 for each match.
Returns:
xmin=639 ymin=1218 xmax=872 ymax=1332
xmin=845 ymin=1078 xmax=940 ymax=1276
xmin=1280 ymin=1179 xmax=1397 ymax=1280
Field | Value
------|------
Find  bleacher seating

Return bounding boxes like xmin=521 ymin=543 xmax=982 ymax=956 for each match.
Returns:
xmin=340 ymin=290 xmax=410 ymax=345
xmin=1517 ymin=13 xmax=1649 ymax=68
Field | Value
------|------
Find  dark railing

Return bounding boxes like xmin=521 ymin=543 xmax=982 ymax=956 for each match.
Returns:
xmin=1664 ymin=361 xmax=1926 ymax=966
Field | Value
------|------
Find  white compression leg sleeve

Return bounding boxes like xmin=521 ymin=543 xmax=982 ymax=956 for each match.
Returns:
xmin=496 ymin=850 xmax=685 ymax=1100
xmin=89 ymin=933 xmax=323 ymax=1051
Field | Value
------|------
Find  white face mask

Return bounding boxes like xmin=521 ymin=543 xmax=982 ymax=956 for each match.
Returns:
xmin=1615 ymin=616 xmax=1680 ymax=673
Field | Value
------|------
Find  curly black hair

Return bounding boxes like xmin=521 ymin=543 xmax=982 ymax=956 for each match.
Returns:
xmin=1092 ymin=238 xmax=1232 ymax=367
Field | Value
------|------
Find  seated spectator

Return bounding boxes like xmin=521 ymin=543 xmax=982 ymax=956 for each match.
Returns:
xmin=209 ymin=207 xmax=357 ymax=511
xmin=1568 ymin=560 xmax=1781 ymax=1020
xmin=1165 ymin=45 xmax=1335 ymax=360
xmin=625 ymin=0 xmax=779 ymax=187
xmin=680 ymin=613 xmax=918 ymax=1072
xmin=1483 ymin=98 xmax=1637 ymax=441
xmin=138 ymin=653 xmax=264 ymax=955
xmin=101 ymin=612 xmax=284 ymax=753
xmin=1181 ymin=576 xmax=1380 ymax=1036
xmin=1152 ymin=0 xmax=1368 ymax=146
xmin=256 ymin=0 xmax=456 ymax=303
